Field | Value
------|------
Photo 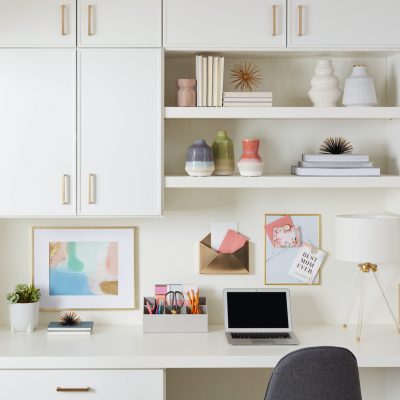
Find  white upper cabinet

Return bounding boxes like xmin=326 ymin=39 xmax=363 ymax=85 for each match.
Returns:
xmin=79 ymin=49 xmax=162 ymax=216
xmin=0 ymin=50 xmax=76 ymax=216
xmin=78 ymin=0 xmax=161 ymax=47
xmin=0 ymin=0 xmax=76 ymax=46
xmin=289 ymin=0 xmax=400 ymax=48
xmin=164 ymin=0 xmax=286 ymax=49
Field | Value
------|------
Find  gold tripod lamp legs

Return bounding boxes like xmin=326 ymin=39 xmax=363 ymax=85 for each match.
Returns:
xmin=343 ymin=263 xmax=400 ymax=341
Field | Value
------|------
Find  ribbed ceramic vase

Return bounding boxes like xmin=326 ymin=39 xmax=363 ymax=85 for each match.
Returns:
xmin=308 ymin=59 xmax=341 ymax=107
xmin=212 ymin=131 xmax=235 ymax=176
xmin=185 ymin=139 xmax=215 ymax=177
xmin=342 ymin=65 xmax=377 ymax=107
xmin=237 ymin=139 xmax=264 ymax=177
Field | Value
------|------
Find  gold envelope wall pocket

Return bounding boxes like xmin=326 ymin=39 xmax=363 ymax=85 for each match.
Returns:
xmin=199 ymin=233 xmax=249 ymax=274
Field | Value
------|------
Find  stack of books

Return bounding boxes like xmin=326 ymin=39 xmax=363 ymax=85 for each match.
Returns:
xmin=223 ymin=91 xmax=273 ymax=107
xmin=291 ymin=154 xmax=380 ymax=176
xmin=47 ymin=321 xmax=94 ymax=335
xmin=195 ymin=55 xmax=224 ymax=107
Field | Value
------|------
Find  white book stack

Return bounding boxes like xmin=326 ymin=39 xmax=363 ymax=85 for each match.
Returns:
xmin=291 ymin=154 xmax=380 ymax=176
xmin=223 ymin=92 xmax=273 ymax=107
xmin=195 ymin=55 xmax=224 ymax=107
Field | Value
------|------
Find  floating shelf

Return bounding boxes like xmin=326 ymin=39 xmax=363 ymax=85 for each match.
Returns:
xmin=164 ymin=107 xmax=400 ymax=120
xmin=165 ymin=175 xmax=400 ymax=189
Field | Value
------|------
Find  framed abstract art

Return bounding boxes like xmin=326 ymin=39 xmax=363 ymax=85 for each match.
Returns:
xmin=32 ymin=227 xmax=135 ymax=310
xmin=264 ymin=214 xmax=321 ymax=285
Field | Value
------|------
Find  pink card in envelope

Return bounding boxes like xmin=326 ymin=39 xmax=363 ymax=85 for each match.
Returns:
xmin=219 ymin=229 xmax=247 ymax=254
xmin=265 ymin=216 xmax=294 ymax=243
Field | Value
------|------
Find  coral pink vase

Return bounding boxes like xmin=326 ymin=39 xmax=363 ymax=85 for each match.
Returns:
xmin=237 ymin=139 xmax=264 ymax=177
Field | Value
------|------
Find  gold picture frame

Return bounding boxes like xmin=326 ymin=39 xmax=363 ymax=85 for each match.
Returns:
xmin=32 ymin=226 xmax=135 ymax=310
xmin=264 ymin=214 xmax=322 ymax=286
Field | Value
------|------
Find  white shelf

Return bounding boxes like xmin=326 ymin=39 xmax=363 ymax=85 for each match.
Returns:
xmin=165 ymin=175 xmax=400 ymax=189
xmin=164 ymin=107 xmax=400 ymax=119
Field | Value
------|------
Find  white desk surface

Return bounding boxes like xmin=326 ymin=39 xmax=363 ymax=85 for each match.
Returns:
xmin=0 ymin=324 xmax=400 ymax=369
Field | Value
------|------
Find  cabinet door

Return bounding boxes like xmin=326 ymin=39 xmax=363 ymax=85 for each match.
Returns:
xmin=0 ymin=50 xmax=76 ymax=216
xmin=289 ymin=0 xmax=400 ymax=48
xmin=78 ymin=0 xmax=161 ymax=47
xmin=164 ymin=0 xmax=286 ymax=49
xmin=0 ymin=0 xmax=76 ymax=46
xmin=79 ymin=49 xmax=162 ymax=216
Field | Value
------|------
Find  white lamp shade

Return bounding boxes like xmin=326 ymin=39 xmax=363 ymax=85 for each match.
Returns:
xmin=336 ymin=214 xmax=400 ymax=264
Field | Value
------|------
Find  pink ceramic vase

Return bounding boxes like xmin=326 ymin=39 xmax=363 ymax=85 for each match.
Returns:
xmin=237 ymin=139 xmax=264 ymax=177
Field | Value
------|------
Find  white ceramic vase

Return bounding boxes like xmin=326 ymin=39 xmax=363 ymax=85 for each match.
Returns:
xmin=308 ymin=59 xmax=341 ymax=107
xmin=9 ymin=302 xmax=39 ymax=332
xmin=342 ymin=65 xmax=377 ymax=107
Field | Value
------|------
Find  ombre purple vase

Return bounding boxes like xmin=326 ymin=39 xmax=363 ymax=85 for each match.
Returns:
xmin=185 ymin=139 xmax=215 ymax=177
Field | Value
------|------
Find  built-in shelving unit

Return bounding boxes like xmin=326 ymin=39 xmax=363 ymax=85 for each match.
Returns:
xmin=165 ymin=107 xmax=400 ymax=120
xmin=165 ymin=175 xmax=400 ymax=189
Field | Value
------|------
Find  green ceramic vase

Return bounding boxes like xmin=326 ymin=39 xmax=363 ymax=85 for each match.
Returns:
xmin=212 ymin=131 xmax=235 ymax=176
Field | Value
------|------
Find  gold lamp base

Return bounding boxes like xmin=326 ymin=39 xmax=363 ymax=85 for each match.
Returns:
xmin=343 ymin=262 xmax=400 ymax=341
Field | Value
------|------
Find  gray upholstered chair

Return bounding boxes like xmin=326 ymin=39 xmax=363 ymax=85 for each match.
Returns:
xmin=265 ymin=346 xmax=362 ymax=400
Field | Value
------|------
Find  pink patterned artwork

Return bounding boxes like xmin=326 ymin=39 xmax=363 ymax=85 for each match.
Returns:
xmin=272 ymin=225 xmax=302 ymax=248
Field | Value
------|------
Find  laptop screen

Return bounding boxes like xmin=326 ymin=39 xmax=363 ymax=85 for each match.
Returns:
xmin=227 ymin=291 xmax=289 ymax=329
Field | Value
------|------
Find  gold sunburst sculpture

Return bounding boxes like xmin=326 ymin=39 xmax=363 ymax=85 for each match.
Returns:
xmin=230 ymin=62 xmax=262 ymax=92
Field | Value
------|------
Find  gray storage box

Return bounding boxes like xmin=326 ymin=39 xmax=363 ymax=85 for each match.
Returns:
xmin=143 ymin=296 xmax=208 ymax=333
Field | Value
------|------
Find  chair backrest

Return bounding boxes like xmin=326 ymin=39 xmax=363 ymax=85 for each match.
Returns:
xmin=265 ymin=346 xmax=362 ymax=400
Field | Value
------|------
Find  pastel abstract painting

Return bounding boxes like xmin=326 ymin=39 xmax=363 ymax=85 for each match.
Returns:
xmin=49 ymin=241 xmax=118 ymax=296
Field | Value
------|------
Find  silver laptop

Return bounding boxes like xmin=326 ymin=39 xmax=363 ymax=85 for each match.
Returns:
xmin=224 ymin=288 xmax=299 ymax=345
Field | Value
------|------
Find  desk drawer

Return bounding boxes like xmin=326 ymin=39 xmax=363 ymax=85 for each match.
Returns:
xmin=0 ymin=369 xmax=164 ymax=400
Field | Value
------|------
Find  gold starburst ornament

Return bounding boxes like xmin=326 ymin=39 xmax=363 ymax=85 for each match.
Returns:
xmin=230 ymin=62 xmax=262 ymax=92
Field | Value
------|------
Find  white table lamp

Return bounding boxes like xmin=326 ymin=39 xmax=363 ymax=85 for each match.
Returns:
xmin=336 ymin=214 xmax=400 ymax=341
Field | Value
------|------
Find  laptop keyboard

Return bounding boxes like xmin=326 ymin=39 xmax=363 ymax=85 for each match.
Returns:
xmin=231 ymin=332 xmax=291 ymax=339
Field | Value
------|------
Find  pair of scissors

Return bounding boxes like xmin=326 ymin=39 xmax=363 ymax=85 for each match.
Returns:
xmin=165 ymin=291 xmax=185 ymax=314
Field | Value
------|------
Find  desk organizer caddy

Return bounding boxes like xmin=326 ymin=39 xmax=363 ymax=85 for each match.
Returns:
xmin=142 ymin=297 xmax=208 ymax=333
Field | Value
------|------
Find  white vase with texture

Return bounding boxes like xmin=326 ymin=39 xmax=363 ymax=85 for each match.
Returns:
xmin=308 ymin=59 xmax=341 ymax=107
xmin=342 ymin=65 xmax=377 ymax=107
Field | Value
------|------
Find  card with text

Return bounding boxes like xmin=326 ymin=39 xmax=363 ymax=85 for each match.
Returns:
xmin=288 ymin=243 xmax=327 ymax=284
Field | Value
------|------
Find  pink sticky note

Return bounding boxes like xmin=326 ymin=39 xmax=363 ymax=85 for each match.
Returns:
xmin=265 ymin=216 xmax=294 ymax=243
xmin=218 ymin=229 xmax=248 ymax=254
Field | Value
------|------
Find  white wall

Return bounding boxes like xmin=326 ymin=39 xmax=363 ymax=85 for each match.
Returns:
xmin=0 ymin=187 xmax=398 ymax=327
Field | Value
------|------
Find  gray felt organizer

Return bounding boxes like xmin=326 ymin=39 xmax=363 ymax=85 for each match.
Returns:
xmin=142 ymin=297 xmax=208 ymax=333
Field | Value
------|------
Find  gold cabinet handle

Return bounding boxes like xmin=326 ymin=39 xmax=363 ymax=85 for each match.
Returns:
xmin=298 ymin=5 xmax=304 ymax=36
xmin=61 ymin=5 xmax=67 ymax=36
xmin=57 ymin=387 xmax=91 ymax=392
xmin=62 ymin=174 xmax=70 ymax=205
xmin=272 ymin=5 xmax=277 ymax=36
xmin=88 ymin=174 xmax=96 ymax=204
xmin=88 ymin=5 xmax=94 ymax=36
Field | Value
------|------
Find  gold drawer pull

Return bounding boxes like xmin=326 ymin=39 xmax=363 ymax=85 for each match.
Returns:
xmin=88 ymin=5 xmax=94 ymax=36
xmin=57 ymin=387 xmax=91 ymax=392
xmin=272 ymin=5 xmax=277 ymax=36
xmin=298 ymin=5 xmax=304 ymax=36
xmin=62 ymin=174 xmax=70 ymax=205
xmin=88 ymin=173 xmax=96 ymax=204
xmin=61 ymin=5 xmax=67 ymax=36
